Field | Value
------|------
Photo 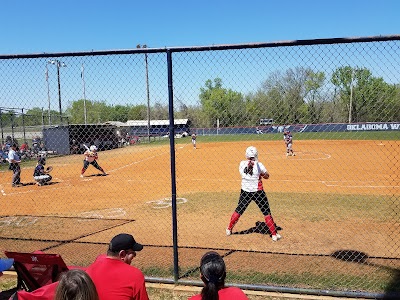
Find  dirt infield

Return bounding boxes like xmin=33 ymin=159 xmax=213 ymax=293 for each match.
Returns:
xmin=0 ymin=139 xmax=399 ymax=287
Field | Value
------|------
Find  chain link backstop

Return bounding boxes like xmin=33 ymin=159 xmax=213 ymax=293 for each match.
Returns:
xmin=0 ymin=35 xmax=399 ymax=298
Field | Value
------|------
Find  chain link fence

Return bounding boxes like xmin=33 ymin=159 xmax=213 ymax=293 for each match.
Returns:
xmin=0 ymin=35 xmax=399 ymax=298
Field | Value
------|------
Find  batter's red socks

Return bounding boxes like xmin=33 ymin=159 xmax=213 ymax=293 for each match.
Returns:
xmin=264 ymin=215 xmax=277 ymax=235
xmin=228 ymin=212 xmax=241 ymax=231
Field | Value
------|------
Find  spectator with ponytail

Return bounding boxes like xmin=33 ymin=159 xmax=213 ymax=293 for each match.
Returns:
xmin=189 ymin=251 xmax=248 ymax=300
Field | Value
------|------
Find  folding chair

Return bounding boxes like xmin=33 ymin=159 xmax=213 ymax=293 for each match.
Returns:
xmin=9 ymin=281 xmax=59 ymax=300
xmin=4 ymin=251 xmax=72 ymax=292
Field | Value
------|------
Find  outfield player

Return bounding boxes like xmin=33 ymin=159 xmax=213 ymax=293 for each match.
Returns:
xmin=284 ymin=130 xmax=295 ymax=156
xmin=191 ymin=133 xmax=197 ymax=149
xmin=226 ymin=146 xmax=281 ymax=241
xmin=80 ymin=145 xmax=107 ymax=178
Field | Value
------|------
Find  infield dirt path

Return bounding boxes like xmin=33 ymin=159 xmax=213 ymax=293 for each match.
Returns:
xmin=0 ymin=139 xmax=398 ymax=268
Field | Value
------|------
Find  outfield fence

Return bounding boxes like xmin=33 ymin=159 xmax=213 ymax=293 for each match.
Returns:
xmin=0 ymin=35 xmax=399 ymax=299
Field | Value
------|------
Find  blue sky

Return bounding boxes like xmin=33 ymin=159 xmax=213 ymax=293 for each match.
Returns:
xmin=1 ymin=0 xmax=399 ymax=54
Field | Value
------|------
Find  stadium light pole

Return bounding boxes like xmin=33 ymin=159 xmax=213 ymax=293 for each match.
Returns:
xmin=81 ymin=63 xmax=87 ymax=125
xmin=45 ymin=64 xmax=51 ymax=125
xmin=137 ymin=44 xmax=151 ymax=142
xmin=349 ymin=68 xmax=355 ymax=124
xmin=48 ymin=60 xmax=67 ymax=124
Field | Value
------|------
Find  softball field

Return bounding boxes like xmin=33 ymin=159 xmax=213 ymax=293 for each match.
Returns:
xmin=0 ymin=139 xmax=399 ymax=292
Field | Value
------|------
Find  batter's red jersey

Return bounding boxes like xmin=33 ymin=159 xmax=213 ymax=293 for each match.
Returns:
xmin=86 ymin=255 xmax=149 ymax=300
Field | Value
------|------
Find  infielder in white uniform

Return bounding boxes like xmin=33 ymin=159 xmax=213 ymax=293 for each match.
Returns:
xmin=226 ymin=146 xmax=281 ymax=241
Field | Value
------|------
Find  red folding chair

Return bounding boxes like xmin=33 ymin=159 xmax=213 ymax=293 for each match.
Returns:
xmin=8 ymin=281 xmax=58 ymax=300
xmin=4 ymin=251 xmax=78 ymax=292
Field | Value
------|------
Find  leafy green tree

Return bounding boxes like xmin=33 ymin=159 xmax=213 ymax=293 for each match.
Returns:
xmin=0 ymin=107 xmax=61 ymax=128
xmin=199 ymin=78 xmax=244 ymax=127
xmin=0 ymin=109 xmax=16 ymax=127
xmin=66 ymin=99 xmax=90 ymax=124
xmin=152 ymin=102 xmax=169 ymax=120
xmin=304 ymin=70 xmax=325 ymax=124
xmin=331 ymin=66 xmax=361 ymax=122
xmin=175 ymin=99 xmax=204 ymax=128
xmin=66 ymin=99 xmax=109 ymax=124
xmin=128 ymin=104 xmax=147 ymax=120
xmin=109 ymin=105 xmax=130 ymax=123
xmin=358 ymin=76 xmax=397 ymax=122
xmin=23 ymin=108 xmax=46 ymax=126
xmin=331 ymin=66 xmax=398 ymax=122
xmin=254 ymin=67 xmax=324 ymax=125
xmin=66 ymin=100 xmax=153 ymax=124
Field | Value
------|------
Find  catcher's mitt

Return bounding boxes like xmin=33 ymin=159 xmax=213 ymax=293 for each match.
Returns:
xmin=46 ymin=166 xmax=53 ymax=172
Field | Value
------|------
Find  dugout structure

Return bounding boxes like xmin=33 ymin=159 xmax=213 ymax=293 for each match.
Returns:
xmin=126 ymin=118 xmax=191 ymax=137
xmin=43 ymin=124 xmax=119 ymax=155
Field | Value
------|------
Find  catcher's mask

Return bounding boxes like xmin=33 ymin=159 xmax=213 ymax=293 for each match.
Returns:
xmin=245 ymin=146 xmax=258 ymax=160
xmin=38 ymin=157 xmax=46 ymax=165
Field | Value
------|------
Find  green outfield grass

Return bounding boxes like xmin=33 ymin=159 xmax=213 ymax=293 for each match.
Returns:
xmin=144 ymin=191 xmax=399 ymax=294
xmin=0 ymin=277 xmax=301 ymax=300
xmin=191 ymin=131 xmax=399 ymax=142
xmin=177 ymin=191 xmax=398 ymax=222
xmin=138 ymin=131 xmax=399 ymax=147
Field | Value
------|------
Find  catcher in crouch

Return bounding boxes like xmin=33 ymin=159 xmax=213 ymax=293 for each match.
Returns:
xmin=33 ymin=157 xmax=53 ymax=186
xmin=80 ymin=145 xmax=107 ymax=178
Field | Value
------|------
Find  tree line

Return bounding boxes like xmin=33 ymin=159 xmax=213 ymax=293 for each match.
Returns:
xmin=2 ymin=66 xmax=399 ymax=128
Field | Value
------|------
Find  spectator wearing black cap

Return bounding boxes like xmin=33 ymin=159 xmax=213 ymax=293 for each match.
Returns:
xmin=86 ymin=233 xmax=149 ymax=300
xmin=7 ymin=143 xmax=22 ymax=187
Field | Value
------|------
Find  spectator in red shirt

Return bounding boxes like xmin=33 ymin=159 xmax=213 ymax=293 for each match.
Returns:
xmin=86 ymin=233 xmax=149 ymax=300
xmin=189 ymin=251 xmax=249 ymax=300
xmin=19 ymin=142 xmax=29 ymax=152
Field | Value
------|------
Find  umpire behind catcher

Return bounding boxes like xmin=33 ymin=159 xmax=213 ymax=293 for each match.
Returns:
xmin=8 ymin=143 xmax=22 ymax=187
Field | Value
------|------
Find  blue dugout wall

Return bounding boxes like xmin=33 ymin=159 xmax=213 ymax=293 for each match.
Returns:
xmin=193 ymin=122 xmax=400 ymax=135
